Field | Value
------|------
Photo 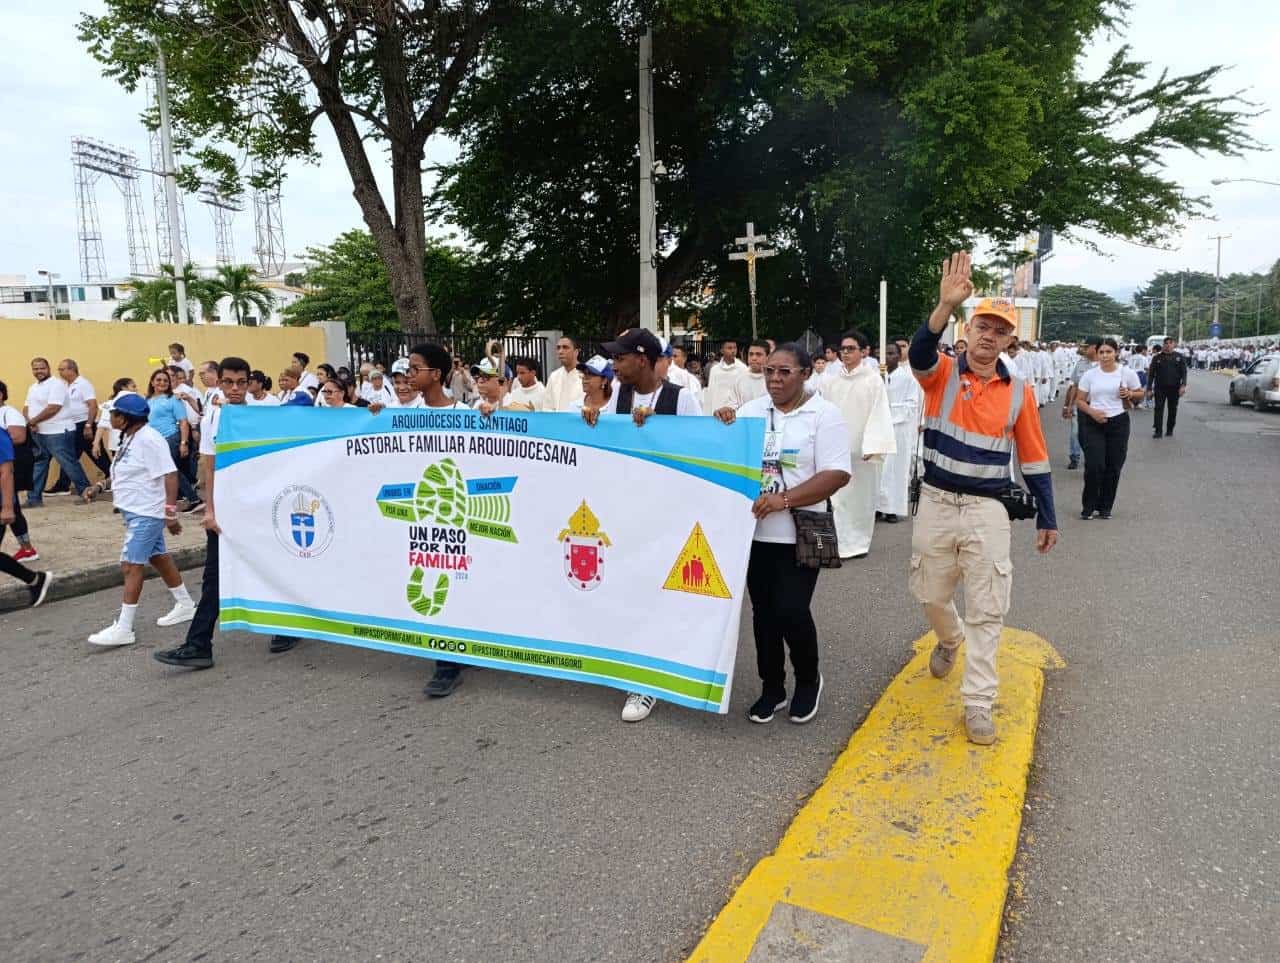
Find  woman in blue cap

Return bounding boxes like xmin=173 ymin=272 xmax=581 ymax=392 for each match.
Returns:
xmin=83 ymin=392 xmax=195 ymax=647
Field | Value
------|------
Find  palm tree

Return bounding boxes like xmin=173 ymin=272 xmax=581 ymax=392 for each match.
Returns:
xmin=112 ymin=277 xmax=174 ymax=322
xmin=213 ymin=264 xmax=276 ymax=325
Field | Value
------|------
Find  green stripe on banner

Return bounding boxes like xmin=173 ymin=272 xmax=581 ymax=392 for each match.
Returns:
xmin=222 ymin=606 xmax=724 ymax=704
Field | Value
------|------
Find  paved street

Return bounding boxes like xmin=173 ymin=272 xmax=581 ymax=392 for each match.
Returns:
xmin=1 ymin=370 xmax=1276 ymax=962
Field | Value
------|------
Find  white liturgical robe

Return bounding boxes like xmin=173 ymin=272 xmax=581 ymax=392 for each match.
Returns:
xmin=819 ymin=363 xmax=896 ymax=557
xmin=877 ymin=365 xmax=923 ymax=517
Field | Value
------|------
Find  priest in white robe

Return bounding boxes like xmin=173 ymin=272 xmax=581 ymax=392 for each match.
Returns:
xmin=820 ymin=334 xmax=896 ymax=558
xmin=877 ymin=343 xmax=923 ymax=521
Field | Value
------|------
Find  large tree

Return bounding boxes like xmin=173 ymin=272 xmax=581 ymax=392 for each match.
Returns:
xmin=81 ymin=0 xmax=518 ymax=333
xmin=439 ymin=0 xmax=1255 ymax=340
xmin=1039 ymin=284 xmax=1134 ymax=341
xmin=1133 ymin=264 xmax=1280 ymax=339
xmin=284 ymin=229 xmax=491 ymax=335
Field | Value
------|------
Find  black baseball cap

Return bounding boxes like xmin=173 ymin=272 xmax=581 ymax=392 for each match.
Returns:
xmin=602 ymin=328 xmax=663 ymax=361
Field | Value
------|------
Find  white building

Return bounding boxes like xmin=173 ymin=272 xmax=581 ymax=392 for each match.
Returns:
xmin=0 ymin=271 xmax=306 ymax=326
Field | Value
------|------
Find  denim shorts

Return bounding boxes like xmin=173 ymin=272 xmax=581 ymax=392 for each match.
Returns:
xmin=120 ymin=511 xmax=167 ymax=564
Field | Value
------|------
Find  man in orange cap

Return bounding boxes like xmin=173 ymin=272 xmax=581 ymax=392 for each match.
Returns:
xmin=907 ymin=254 xmax=1058 ymax=745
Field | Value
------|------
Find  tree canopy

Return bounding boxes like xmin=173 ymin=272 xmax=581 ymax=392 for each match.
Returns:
xmin=283 ymin=230 xmax=491 ymax=335
xmin=439 ymin=0 xmax=1256 ymax=341
xmin=1133 ymin=261 xmax=1280 ymax=340
xmin=1038 ymin=285 xmax=1134 ymax=341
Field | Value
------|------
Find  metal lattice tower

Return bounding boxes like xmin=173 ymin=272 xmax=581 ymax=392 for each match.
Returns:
xmin=250 ymin=156 xmax=285 ymax=277
xmin=144 ymin=79 xmax=191 ymax=272
xmin=198 ymin=182 xmax=243 ymax=266
xmin=72 ymin=141 xmax=107 ymax=281
xmin=71 ymin=138 xmax=154 ymax=279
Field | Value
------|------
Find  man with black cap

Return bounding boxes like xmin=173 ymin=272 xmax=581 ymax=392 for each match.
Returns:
xmin=1146 ymin=336 xmax=1187 ymax=438
xmin=582 ymin=327 xmax=700 ymax=722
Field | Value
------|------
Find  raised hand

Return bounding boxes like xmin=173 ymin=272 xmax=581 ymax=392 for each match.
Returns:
xmin=939 ymin=251 xmax=974 ymax=309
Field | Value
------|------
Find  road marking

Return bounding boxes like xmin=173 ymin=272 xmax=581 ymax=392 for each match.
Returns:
xmin=688 ymin=628 xmax=1063 ymax=963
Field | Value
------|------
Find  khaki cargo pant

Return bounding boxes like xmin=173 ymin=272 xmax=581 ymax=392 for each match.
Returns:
xmin=908 ymin=484 xmax=1013 ymax=709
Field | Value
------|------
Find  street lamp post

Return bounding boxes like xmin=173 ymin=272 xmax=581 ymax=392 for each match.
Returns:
xmin=1210 ymin=177 xmax=1280 ymax=188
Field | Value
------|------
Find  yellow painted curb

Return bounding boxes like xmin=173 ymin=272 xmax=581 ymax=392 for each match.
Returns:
xmin=688 ymin=628 xmax=1063 ymax=963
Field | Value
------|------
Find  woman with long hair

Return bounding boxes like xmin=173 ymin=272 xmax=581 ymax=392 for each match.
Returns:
xmin=145 ymin=368 xmax=201 ymax=509
xmin=92 ymin=377 xmax=138 ymax=468
xmin=1075 ymin=337 xmax=1144 ymax=520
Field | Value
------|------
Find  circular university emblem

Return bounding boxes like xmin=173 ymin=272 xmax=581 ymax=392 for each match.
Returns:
xmin=271 ymin=484 xmax=336 ymax=559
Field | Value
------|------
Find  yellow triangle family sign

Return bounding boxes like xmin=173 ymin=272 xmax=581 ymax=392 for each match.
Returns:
xmin=662 ymin=522 xmax=732 ymax=599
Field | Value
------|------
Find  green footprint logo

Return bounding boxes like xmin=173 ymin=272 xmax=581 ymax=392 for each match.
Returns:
xmin=407 ymin=568 xmax=451 ymax=617
xmin=415 ymin=458 xmax=467 ymax=527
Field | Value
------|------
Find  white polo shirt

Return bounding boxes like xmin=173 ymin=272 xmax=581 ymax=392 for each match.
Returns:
xmin=736 ymin=392 xmax=851 ymax=544
xmin=25 ymin=377 xmax=74 ymax=435
xmin=65 ymin=376 xmax=97 ymax=423
xmin=110 ymin=425 xmax=176 ymax=519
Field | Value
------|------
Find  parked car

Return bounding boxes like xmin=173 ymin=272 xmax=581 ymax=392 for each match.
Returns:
xmin=1228 ymin=354 xmax=1280 ymax=411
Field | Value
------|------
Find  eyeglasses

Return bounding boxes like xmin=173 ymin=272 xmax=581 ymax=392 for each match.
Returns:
xmin=839 ymin=345 xmax=858 ymax=353
xmin=763 ymin=366 xmax=798 ymax=377
xmin=407 ymin=364 xmax=430 ymax=375
xmin=320 ymin=386 xmax=342 ymax=395
xmin=220 ymin=377 xmax=249 ymax=388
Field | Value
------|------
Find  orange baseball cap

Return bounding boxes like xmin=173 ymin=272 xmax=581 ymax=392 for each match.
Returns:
xmin=970 ymin=298 xmax=1019 ymax=331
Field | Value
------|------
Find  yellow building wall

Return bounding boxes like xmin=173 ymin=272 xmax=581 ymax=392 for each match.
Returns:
xmin=1 ymin=318 xmax=327 ymax=484
xmin=1 ymin=318 xmax=326 ymax=409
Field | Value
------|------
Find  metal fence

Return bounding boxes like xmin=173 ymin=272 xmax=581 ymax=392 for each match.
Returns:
xmin=348 ymin=332 xmax=549 ymax=379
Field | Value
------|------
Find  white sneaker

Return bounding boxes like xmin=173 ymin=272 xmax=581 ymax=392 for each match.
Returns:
xmin=156 ymin=600 xmax=197 ymax=627
xmin=621 ymin=692 xmax=657 ymax=723
xmin=88 ymin=622 xmax=136 ymax=647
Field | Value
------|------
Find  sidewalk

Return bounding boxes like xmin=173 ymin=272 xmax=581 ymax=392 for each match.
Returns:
xmin=0 ymin=495 xmax=207 ymax=610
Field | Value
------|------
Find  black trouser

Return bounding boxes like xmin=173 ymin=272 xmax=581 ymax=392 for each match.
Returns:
xmin=1152 ymin=386 xmax=1180 ymax=435
xmin=164 ymin=433 xmax=200 ymax=503
xmin=8 ymin=497 xmax=28 ymax=540
xmin=46 ymin=421 xmax=111 ymax=492
xmin=746 ymin=540 xmax=821 ymax=690
xmin=0 ymin=524 xmax=36 ymax=585
xmin=185 ymin=530 xmax=220 ymax=653
xmin=1079 ymin=412 xmax=1130 ymax=515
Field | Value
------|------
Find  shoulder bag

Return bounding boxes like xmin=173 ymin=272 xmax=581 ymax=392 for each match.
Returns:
xmin=770 ymin=407 xmax=841 ymax=569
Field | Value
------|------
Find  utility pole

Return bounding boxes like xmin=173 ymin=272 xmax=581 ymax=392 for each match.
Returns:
xmin=1209 ymin=233 xmax=1230 ymax=337
xmin=637 ymin=25 xmax=657 ymax=332
xmin=1178 ymin=274 xmax=1184 ymax=343
xmin=1163 ymin=283 xmax=1169 ymax=336
xmin=1232 ymin=295 xmax=1238 ymax=339
xmin=1259 ymin=283 xmax=1265 ymax=337
xmin=156 ymin=45 xmax=188 ymax=324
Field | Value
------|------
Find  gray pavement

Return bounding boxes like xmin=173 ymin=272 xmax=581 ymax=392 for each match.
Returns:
xmin=1 ymin=370 xmax=1275 ymax=962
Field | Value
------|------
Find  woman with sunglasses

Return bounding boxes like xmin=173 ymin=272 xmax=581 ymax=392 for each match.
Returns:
xmin=144 ymin=368 xmax=201 ymax=509
xmin=318 ymin=378 xmax=358 ymax=408
xmin=716 ymin=344 xmax=851 ymax=724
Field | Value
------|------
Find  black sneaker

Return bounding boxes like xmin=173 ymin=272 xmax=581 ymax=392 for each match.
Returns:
xmin=153 ymin=643 xmax=214 ymax=669
xmin=1067 ymin=459 xmax=1079 ymax=470
xmin=269 ymin=635 xmax=299 ymax=653
xmin=27 ymin=571 xmax=53 ymax=608
xmin=748 ymin=689 xmax=788 ymax=724
xmin=1079 ymin=510 xmax=1093 ymax=520
xmin=789 ymin=674 xmax=824 ymax=723
xmin=424 ymin=664 xmax=463 ymax=698
xmin=1152 ymin=431 xmax=1162 ymax=439
xmin=1098 ymin=511 xmax=1112 ymax=520
xmin=881 ymin=513 xmax=899 ymax=523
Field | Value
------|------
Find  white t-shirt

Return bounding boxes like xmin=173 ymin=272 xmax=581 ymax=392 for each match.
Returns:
xmin=0 ymin=404 xmax=26 ymax=436
xmin=390 ymin=394 xmax=425 ymax=408
xmin=110 ymin=425 xmax=176 ymax=519
xmin=171 ymin=357 xmax=194 ymax=376
xmin=602 ymin=381 xmax=703 ymax=416
xmin=507 ymin=379 xmax=547 ymax=411
xmin=298 ymin=371 xmax=319 ymax=392
xmin=176 ymin=384 xmax=202 ymax=425
xmin=1078 ymin=366 xmax=1142 ymax=419
xmin=246 ymin=392 xmax=281 ymax=406
xmin=198 ymin=403 xmax=235 ymax=457
xmin=65 ymin=376 xmax=97 ymax=423
xmin=737 ymin=393 xmax=851 ymax=544
xmin=97 ymin=396 xmax=126 ymax=452
xmin=25 ymin=377 xmax=74 ymax=435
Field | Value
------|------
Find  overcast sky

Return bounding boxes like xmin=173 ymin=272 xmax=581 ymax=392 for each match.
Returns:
xmin=1 ymin=0 xmax=1276 ymax=300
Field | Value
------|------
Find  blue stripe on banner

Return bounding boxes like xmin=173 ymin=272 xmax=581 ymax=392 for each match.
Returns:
xmin=221 ymin=620 xmax=719 ymax=711
xmin=221 ymin=596 xmax=729 ymax=686
xmin=214 ymin=408 xmax=764 ymax=500
xmin=377 ymin=483 xmax=416 ymax=500
xmin=466 ymin=476 xmax=518 ymax=495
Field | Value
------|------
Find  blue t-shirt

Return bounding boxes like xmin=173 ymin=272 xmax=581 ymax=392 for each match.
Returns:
xmin=0 ymin=428 xmax=13 ymax=466
xmin=147 ymin=395 xmax=187 ymax=439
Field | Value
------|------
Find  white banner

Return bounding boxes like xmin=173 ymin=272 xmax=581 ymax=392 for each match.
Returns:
xmin=215 ymin=406 xmax=766 ymax=712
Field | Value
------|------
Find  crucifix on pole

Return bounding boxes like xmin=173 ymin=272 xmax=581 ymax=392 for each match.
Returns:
xmin=729 ymin=222 xmax=776 ymax=339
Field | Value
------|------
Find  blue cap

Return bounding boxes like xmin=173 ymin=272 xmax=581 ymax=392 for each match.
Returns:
xmin=576 ymin=354 xmax=614 ymax=380
xmin=112 ymin=392 xmax=149 ymax=418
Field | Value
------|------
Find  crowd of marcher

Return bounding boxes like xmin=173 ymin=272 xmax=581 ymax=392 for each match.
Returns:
xmin=7 ymin=264 xmax=1259 ymax=744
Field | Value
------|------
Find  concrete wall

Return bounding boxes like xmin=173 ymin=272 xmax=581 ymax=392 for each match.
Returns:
xmin=0 ymin=317 xmax=339 ymax=415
